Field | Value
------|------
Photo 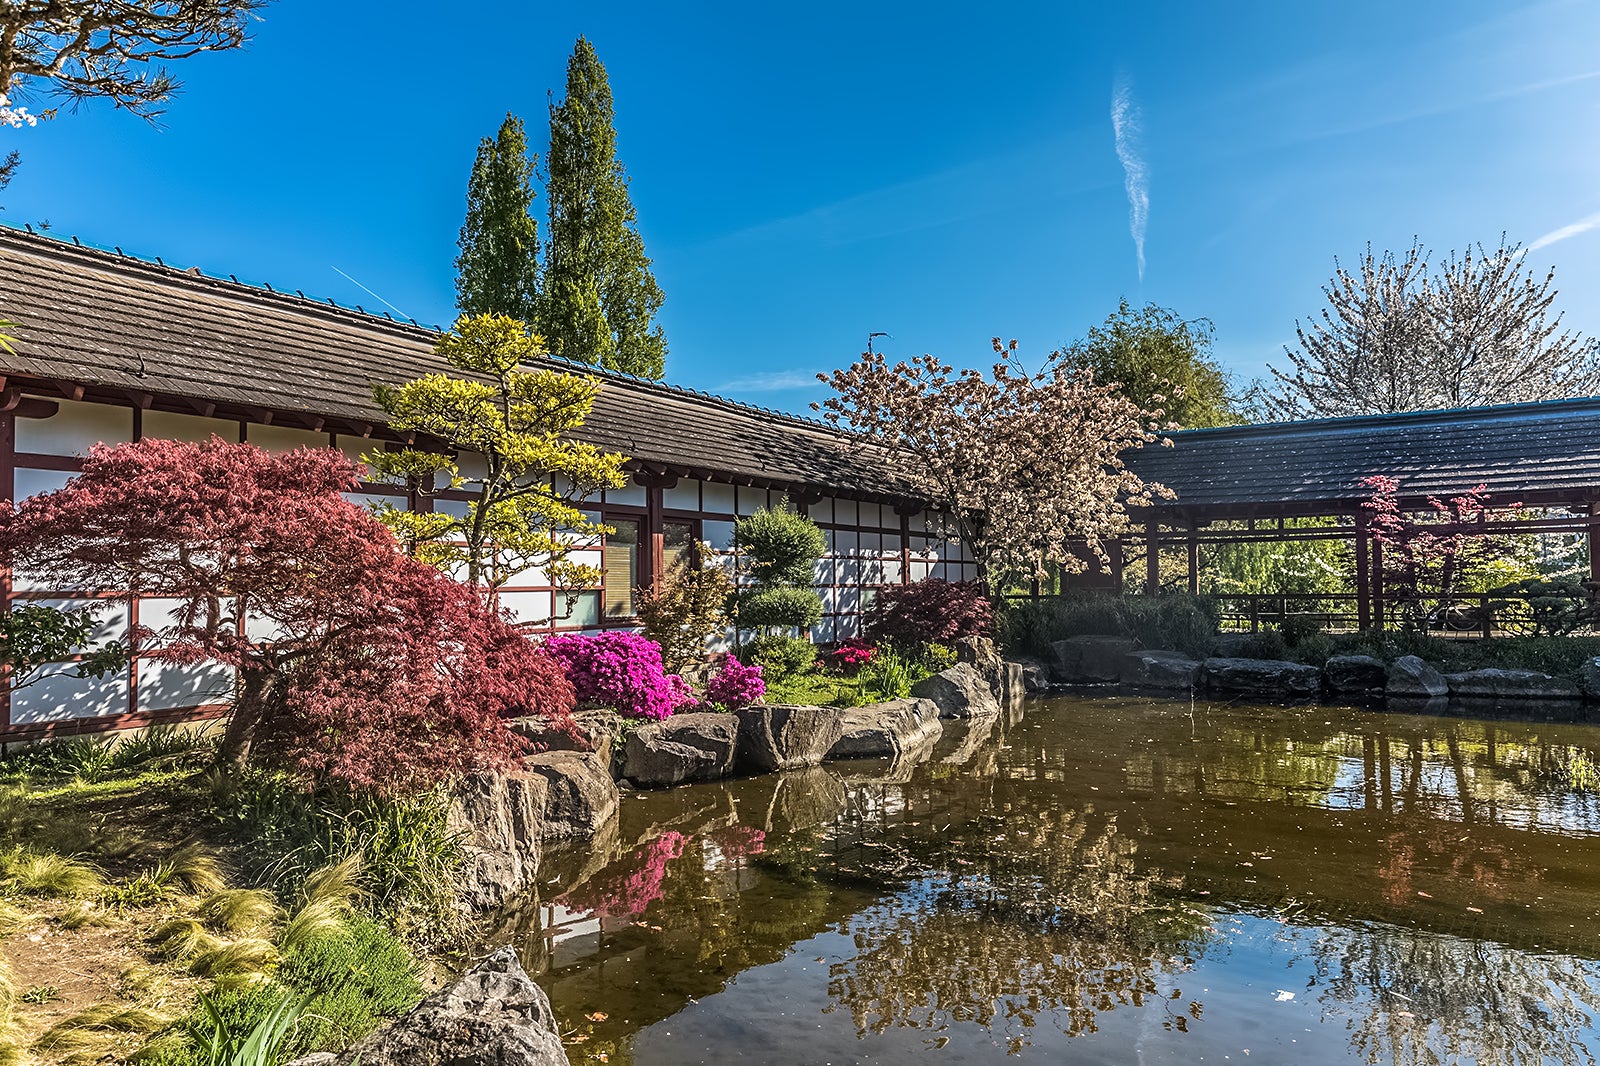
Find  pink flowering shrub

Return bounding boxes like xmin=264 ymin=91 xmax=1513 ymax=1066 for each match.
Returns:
xmin=542 ymin=632 xmax=695 ymax=720
xmin=827 ymin=637 xmax=877 ymax=675
xmin=704 ymin=654 xmax=766 ymax=711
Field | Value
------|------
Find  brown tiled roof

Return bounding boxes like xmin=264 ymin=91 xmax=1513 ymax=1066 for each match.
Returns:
xmin=0 ymin=226 xmax=916 ymax=502
xmin=1128 ymin=399 xmax=1600 ymax=518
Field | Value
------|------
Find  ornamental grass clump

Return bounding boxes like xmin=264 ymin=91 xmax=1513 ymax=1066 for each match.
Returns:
xmin=703 ymin=655 xmax=765 ymax=711
xmin=543 ymin=631 xmax=694 ymax=720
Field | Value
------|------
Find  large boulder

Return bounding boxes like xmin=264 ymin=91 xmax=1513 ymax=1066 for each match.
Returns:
xmin=447 ymin=769 xmax=549 ymax=911
xmin=736 ymin=704 xmax=844 ymax=773
xmin=510 ymin=709 xmax=625 ymax=768
xmin=954 ymin=635 xmax=1003 ymax=681
xmin=1324 ymin=655 xmax=1388 ymax=698
xmin=1386 ymin=655 xmax=1448 ymax=699
xmin=1444 ymin=669 xmax=1582 ymax=701
xmin=1014 ymin=657 xmax=1052 ymax=694
xmin=524 ymin=751 xmax=618 ymax=840
xmin=318 ymin=946 xmax=568 ymax=1066
xmin=1049 ymin=636 xmax=1137 ymax=683
xmin=995 ymin=661 xmax=1025 ymax=708
xmin=829 ymin=697 xmax=943 ymax=760
xmin=1120 ymin=649 xmax=1202 ymax=692
xmin=1581 ymin=658 xmax=1600 ymax=702
xmin=1203 ymin=657 xmax=1321 ymax=700
xmin=911 ymin=663 xmax=1002 ymax=719
xmin=620 ymin=712 xmax=739 ymax=788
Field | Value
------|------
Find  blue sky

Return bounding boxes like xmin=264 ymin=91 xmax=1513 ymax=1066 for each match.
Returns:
xmin=5 ymin=1 xmax=1599 ymax=413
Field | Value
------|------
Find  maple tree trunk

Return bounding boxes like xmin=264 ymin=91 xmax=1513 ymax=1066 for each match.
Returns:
xmin=220 ymin=664 xmax=274 ymax=769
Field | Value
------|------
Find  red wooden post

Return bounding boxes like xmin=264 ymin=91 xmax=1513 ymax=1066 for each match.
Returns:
xmin=1355 ymin=511 xmax=1371 ymax=630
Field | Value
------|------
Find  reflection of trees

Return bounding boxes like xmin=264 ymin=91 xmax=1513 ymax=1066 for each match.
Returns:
xmin=1297 ymin=921 xmax=1600 ymax=1066
xmin=825 ymin=808 xmax=1210 ymax=1050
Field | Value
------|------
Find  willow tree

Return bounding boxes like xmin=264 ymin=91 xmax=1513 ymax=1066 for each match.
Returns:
xmin=817 ymin=340 xmax=1169 ymax=591
xmin=456 ymin=112 xmax=542 ymax=321
xmin=368 ymin=314 xmax=627 ymax=600
xmin=542 ymin=36 xmax=667 ymax=378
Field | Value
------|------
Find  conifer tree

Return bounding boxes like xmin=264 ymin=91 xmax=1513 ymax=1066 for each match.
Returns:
xmin=455 ymin=113 xmax=542 ymax=321
xmin=543 ymin=36 xmax=667 ymax=378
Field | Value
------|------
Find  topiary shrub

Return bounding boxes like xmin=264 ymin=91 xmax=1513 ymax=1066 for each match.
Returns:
xmin=733 ymin=505 xmax=827 ymax=587
xmin=864 ymin=579 xmax=993 ymax=650
xmin=738 ymin=586 xmax=824 ymax=630
xmin=741 ymin=634 xmax=818 ymax=679
xmin=543 ymin=632 xmax=695 ymax=720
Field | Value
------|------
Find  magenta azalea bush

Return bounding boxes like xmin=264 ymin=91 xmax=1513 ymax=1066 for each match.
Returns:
xmin=704 ymin=654 xmax=765 ymax=711
xmin=827 ymin=637 xmax=877 ymax=675
xmin=542 ymin=631 xmax=695 ymax=720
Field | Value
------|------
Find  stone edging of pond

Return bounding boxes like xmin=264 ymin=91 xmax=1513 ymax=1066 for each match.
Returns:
xmin=447 ymin=638 xmax=1028 ymax=913
xmin=1032 ymin=634 xmax=1600 ymax=706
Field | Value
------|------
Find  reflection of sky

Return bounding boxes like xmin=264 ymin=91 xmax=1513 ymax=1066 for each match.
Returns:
xmin=624 ymin=905 xmax=1600 ymax=1066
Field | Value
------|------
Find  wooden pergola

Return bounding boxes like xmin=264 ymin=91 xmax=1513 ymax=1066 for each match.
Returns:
xmin=1117 ymin=399 xmax=1600 ymax=629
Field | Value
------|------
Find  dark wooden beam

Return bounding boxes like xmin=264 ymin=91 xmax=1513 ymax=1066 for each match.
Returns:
xmin=52 ymin=379 xmax=86 ymax=402
xmin=122 ymin=389 xmax=154 ymax=410
xmin=185 ymin=397 xmax=217 ymax=418
xmin=13 ymin=398 xmax=58 ymax=420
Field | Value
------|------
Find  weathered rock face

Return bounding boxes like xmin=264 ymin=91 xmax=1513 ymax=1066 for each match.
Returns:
xmin=1445 ymin=669 xmax=1582 ymax=701
xmin=447 ymin=769 xmax=549 ymax=911
xmin=1386 ymin=655 xmax=1448 ymax=699
xmin=1581 ymin=658 xmax=1600 ymax=702
xmin=523 ymin=751 xmax=619 ymax=840
xmin=1120 ymin=649 xmax=1202 ymax=692
xmin=954 ymin=635 xmax=1003 ymax=680
xmin=510 ymin=709 xmax=624 ymax=768
xmin=1202 ymin=657 xmax=1321 ymax=700
xmin=1050 ymin=636 xmax=1137 ymax=684
xmin=829 ymin=697 xmax=943 ymax=760
xmin=620 ymin=712 xmax=739 ymax=788
xmin=995 ymin=661 xmax=1025 ymax=708
xmin=910 ymin=663 xmax=1002 ymax=719
xmin=1014 ymin=658 xmax=1052 ymax=694
xmin=736 ymin=704 xmax=844 ymax=773
xmin=1323 ymin=655 xmax=1388 ymax=697
xmin=324 ymin=946 xmax=568 ymax=1066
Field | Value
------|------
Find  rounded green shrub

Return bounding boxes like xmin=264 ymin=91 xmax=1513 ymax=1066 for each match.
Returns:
xmin=734 ymin=505 xmax=827 ymax=588
xmin=738 ymin=586 xmax=824 ymax=630
xmin=741 ymin=634 xmax=818 ymax=679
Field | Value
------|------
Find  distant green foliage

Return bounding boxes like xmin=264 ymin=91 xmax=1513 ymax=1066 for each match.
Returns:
xmin=1055 ymin=299 xmax=1238 ymax=428
xmin=456 ymin=112 xmax=542 ymax=322
xmin=635 ymin=541 xmax=734 ymax=674
xmin=999 ymin=594 xmax=1219 ymax=658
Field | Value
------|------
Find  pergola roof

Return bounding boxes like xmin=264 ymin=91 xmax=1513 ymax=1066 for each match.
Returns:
xmin=0 ymin=226 xmax=916 ymax=502
xmin=1128 ymin=398 xmax=1600 ymax=520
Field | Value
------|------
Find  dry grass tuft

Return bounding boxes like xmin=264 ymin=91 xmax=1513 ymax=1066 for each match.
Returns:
xmin=2 ymin=852 xmax=105 ymax=899
xmin=195 ymin=889 xmax=277 ymax=934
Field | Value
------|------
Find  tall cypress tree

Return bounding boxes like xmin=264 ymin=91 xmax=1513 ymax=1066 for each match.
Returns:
xmin=455 ymin=113 xmax=542 ymax=322
xmin=543 ymin=36 xmax=667 ymax=379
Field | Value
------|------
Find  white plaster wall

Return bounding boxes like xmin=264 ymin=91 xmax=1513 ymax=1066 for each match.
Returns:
xmin=499 ymin=591 xmax=553 ymax=626
xmin=247 ymin=424 xmax=329 ymax=454
xmin=13 ymin=468 xmax=74 ymax=501
xmin=141 ymin=659 xmax=235 ymax=711
xmin=16 ymin=400 xmax=134 ymax=454
xmin=662 ymin=479 xmax=700 ymax=512
xmin=12 ymin=670 xmax=129 ymax=723
xmin=701 ymin=481 xmax=735 ymax=515
xmin=605 ymin=476 xmax=647 ymax=507
xmin=142 ymin=409 xmax=242 ymax=444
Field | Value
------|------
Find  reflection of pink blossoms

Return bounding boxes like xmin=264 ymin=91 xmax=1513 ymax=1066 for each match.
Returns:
xmin=704 ymin=655 xmax=765 ymax=710
xmin=543 ymin=632 xmax=694 ymax=720
xmin=710 ymin=823 xmax=766 ymax=859
xmin=558 ymin=831 xmax=690 ymax=919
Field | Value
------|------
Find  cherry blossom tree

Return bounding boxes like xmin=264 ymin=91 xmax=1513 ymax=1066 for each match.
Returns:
xmin=816 ymin=341 xmax=1169 ymax=590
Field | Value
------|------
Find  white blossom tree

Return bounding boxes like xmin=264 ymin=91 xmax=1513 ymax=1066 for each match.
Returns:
xmin=816 ymin=339 xmax=1170 ymax=590
xmin=1262 ymin=237 xmax=1600 ymax=419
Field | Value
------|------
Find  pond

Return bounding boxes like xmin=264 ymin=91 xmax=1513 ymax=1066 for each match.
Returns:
xmin=485 ymin=696 xmax=1600 ymax=1065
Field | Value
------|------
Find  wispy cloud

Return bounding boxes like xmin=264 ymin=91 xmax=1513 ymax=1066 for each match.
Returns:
xmin=717 ymin=369 xmax=820 ymax=393
xmin=1529 ymin=209 xmax=1600 ymax=253
xmin=1111 ymin=74 xmax=1148 ymax=281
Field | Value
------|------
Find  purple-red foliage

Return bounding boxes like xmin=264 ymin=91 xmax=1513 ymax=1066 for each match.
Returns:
xmin=542 ymin=631 xmax=694 ymax=720
xmin=863 ymin=579 xmax=994 ymax=649
xmin=703 ymin=654 xmax=765 ymax=711
xmin=0 ymin=437 xmax=575 ymax=795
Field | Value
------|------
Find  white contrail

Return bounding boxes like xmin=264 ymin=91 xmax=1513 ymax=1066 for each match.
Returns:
xmin=1528 ymin=209 xmax=1600 ymax=253
xmin=1112 ymin=74 xmax=1148 ymax=281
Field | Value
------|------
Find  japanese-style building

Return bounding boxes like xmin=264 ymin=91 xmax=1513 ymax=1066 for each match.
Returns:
xmin=0 ymin=226 xmax=976 ymax=742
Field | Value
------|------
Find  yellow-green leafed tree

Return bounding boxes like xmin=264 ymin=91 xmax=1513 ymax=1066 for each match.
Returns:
xmin=367 ymin=314 xmax=628 ymax=602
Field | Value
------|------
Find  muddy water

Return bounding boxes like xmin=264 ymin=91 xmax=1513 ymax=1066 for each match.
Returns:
xmin=484 ymin=696 xmax=1600 ymax=1064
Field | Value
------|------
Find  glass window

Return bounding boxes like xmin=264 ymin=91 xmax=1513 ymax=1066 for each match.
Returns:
xmin=604 ymin=518 xmax=641 ymax=618
xmin=664 ymin=520 xmax=698 ymax=574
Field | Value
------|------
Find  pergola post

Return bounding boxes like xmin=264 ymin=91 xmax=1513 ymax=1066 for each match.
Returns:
xmin=1146 ymin=520 xmax=1161 ymax=595
xmin=1355 ymin=511 xmax=1371 ymax=630
xmin=1371 ymin=538 xmax=1385 ymax=632
xmin=1589 ymin=505 xmax=1600 ymax=598
xmin=1186 ymin=524 xmax=1199 ymax=596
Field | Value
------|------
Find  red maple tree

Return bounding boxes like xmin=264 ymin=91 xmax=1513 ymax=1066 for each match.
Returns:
xmin=0 ymin=437 xmax=575 ymax=794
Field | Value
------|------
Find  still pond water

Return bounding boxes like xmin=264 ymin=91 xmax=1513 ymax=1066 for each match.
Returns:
xmin=486 ymin=696 xmax=1600 ymax=1065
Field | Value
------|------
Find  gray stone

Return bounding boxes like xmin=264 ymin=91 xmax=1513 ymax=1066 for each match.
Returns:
xmin=524 ymin=751 xmax=619 ymax=840
xmin=1324 ymin=655 xmax=1388 ymax=697
xmin=510 ymin=709 xmax=624 ymax=768
xmin=910 ymin=663 xmax=1002 ymax=719
xmin=446 ymin=768 xmax=548 ymax=911
xmin=1049 ymin=635 xmax=1137 ymax=683
xmin=1120 ymin=649 xmax=1202 ymax=692
xmin=995 ymin=661 xmax=1025 ymax=707
xmin=1014 ymin=657 xmax=1052 ymax=694
xmin=621 ymin=712 xmax=739 ymax=788
xmin=1386 ymin=655 xmax=1449 ymax=699
xmin=829 ymin=697 xmax=943 ymax=760
xmin=1202 ymin=657 xmax=1321 ymax=700
xmin=954 ymin=635 xmax=1003 ymax=679
xmin=1444 ymin=669 xmax=1582 ymax=701
xmin=1582 ymin=658 xmax=1600 ymax=701
xmin=736 ymin=704 xmax=844 ymax=773
xmin=329 ymin=946 xmax=568 ymax=1066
